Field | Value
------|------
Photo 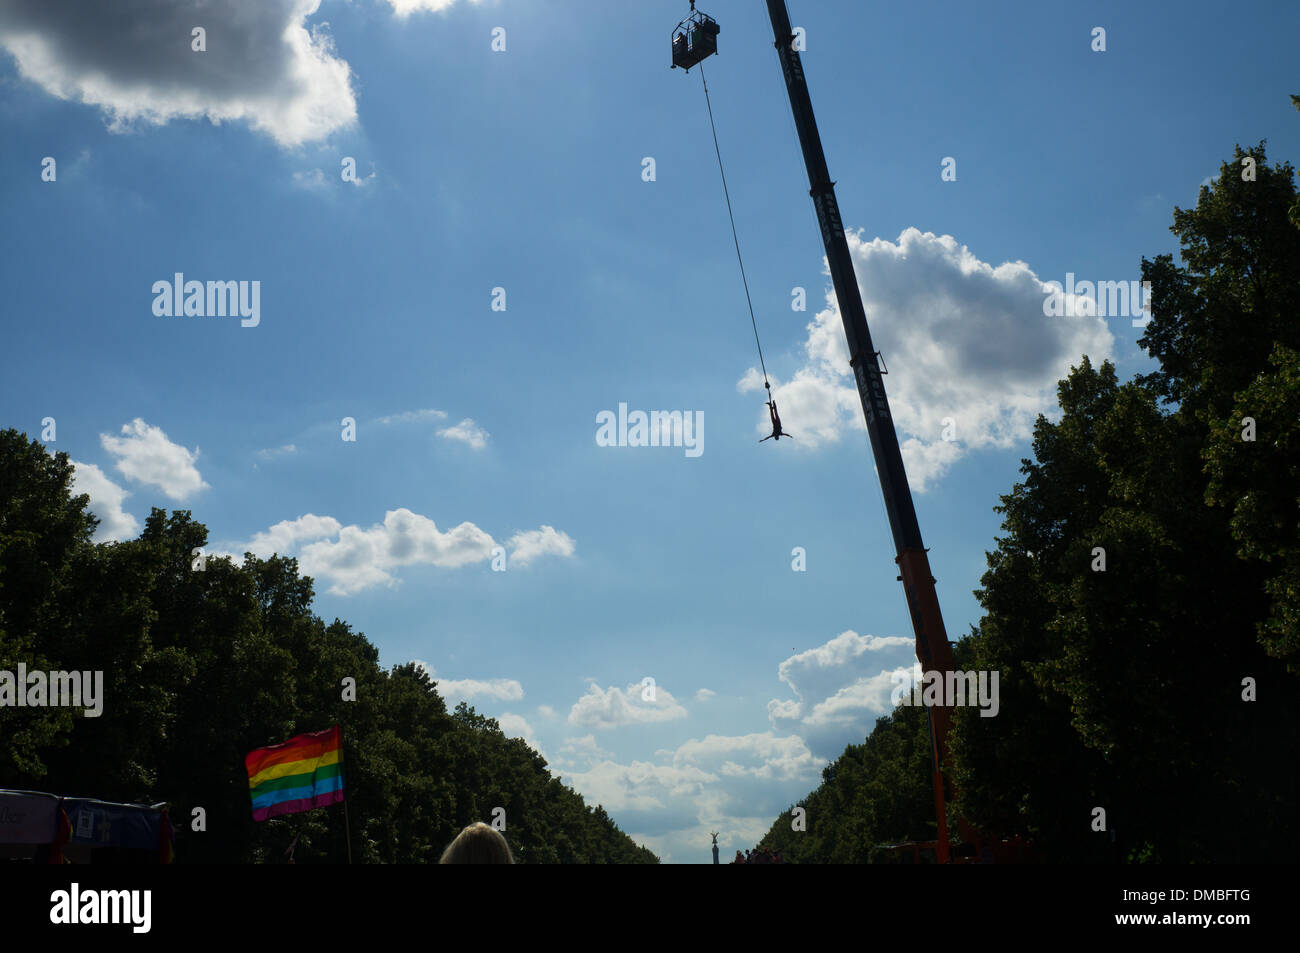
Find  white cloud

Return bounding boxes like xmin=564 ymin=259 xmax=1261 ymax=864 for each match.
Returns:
xmin=385 ymin=0 xmax=483 ymax=17
xmin=549 ymin=634 xmax=925 ymax=862
xmin=225 ymin=508 xmax=573 ymax=594
xmin=557 ymin=731 xmax=823 ymax=863
xmin=766 ymin=698 xmax=800 ymax=721
xmin=100 ymin=418 xmax=208 ymax=501
xmin=238 ymin=514 xmax=342 ymax=558
xmin=376 ymin=408 xmax=447 ymax=426
xmin=801 ymin=670 xmax=908 ymax=728
xmin=437 ymin=418 xmax=489 ymax=450
xmin=375 ymin=409 xmax=491 ymax=449
xmin=558 ymin=734 xmax=613 ymax=765
xmin=780 ymin=630 xmax=912 ymax=673
xmin=69 ymin=461 xmax=139 ymax=542
xmin=411 ymin=660 xmax=524 ymax=707
xmin=254 ymin=444 xmax=297 ymax=460
xmin=498 ymin=713 xmax=533 ymax=737
xmin=767 ymin=631 xmax=916 ymax=757
xmin=507 ymin=525 xmax=575 ymax=567
xmin=695 ymin=688 xmax=716 ymax=702
xmin=559 ymin=759 xmax=717 ymax=813
xmin=673 ymin=732 xmax=820 ymax=783
xmin=567 ymin=682 xmax=688 ymax=730
xmin=0 ymin=0 xmax=357 ymax=147
xmin=438 ymin=677 xmax=525 ymax=704
xmin=296 ymin=508 xmax=494 ymax=594
xmin=537 ymin=704 xmax=558 ymax=720
xmin=741 ymin=228 xmax=1114 ymax=490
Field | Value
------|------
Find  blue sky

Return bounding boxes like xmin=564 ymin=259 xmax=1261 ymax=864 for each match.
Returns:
xmin=2 ymin=0 xmax=1297 ymax=863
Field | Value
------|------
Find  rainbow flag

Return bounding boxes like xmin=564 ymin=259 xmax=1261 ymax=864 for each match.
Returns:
xmin=245 ymin=725 xmax=345 ymax=822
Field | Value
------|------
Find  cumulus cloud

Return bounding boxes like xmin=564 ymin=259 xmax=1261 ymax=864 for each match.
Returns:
xmin=695 ymin=688 xmax=716 ymax=702
xmin=100 ymin=418 xmax=208 ymax=501
xmin=800 ymin=670 xmax=909 ymax=728
xmin=0 ymin=0 xmax=357 ymax=147
xmin=69 ymin=461 xmax=139 ymax=542
xmin=741 ymin=228 xmax=1114 ymax=490
xmin=224 ymin=508 xmax=573 ymax=594
xmin=437 ymin=418 xmax=489 ymax=450
xmin=507 ymin=526 xmax=575 ymax=567
xmin=559 ymin=759 xmax=717 ymax=814
xmin=780 ymin=630 xmax=912 ymax=675
xmin=297 ymin=508 xmax=494 ymax=594
xmin=438 ymin=676 xmax=525 ymax=705
xmin=673 ymin=732 xmax=819 ymax=783
xmin=558 ymin=734 xmax=614 ymax=765
xmin=767 ymin=630 xmax=916 ymax=757
xmin=555 ymin=635 xmax=924 ymax=862
xmin=238 ymin=514 xmax=342 ymax=558
xmin=557 ymin=732 xmax=822 ymax=862
xmin=568 ymin=682 xmax=688 ymax=730
xmin=554 ymin=645 xmax=924 ymax=861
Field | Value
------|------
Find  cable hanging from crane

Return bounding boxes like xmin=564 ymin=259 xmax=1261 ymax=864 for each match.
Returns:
xmin=672 ymin=2 xmax=789 ymax=441
xmin=698 ymin=62 xmax=768 ymax=390
xmin=698 ymin=63 xmax=791 ymax=442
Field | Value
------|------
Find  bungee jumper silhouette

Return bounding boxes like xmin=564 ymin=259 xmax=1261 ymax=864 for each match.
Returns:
xmin=759 ymin=382 xmax=792 ymax=442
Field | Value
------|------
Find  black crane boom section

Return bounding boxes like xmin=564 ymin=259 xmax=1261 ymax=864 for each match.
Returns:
xmin=764 ymin=0 xmax=922 ymax=558
xmin=764 ymin=0 xmax=959 ymax=861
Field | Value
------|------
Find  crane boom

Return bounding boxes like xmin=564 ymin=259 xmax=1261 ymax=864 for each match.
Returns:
xmin=764 ymin=0 xmax=959 ymax=861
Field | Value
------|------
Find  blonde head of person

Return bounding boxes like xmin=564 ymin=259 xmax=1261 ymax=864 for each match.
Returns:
xmin=439 ymin=821 xmax=515 ymax=864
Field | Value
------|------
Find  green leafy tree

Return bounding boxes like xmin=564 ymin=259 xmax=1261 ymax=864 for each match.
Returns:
xmin=951 ymin=142 xmax=1300 ymax=862
xmin=760 ymin=137 xmax=1300 ymax=863
xmin=1205 ymin=342 xmax=1300 ymax=669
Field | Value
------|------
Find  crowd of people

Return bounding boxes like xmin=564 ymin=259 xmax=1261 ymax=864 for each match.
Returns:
xmin=731 ymin=846 xmax=783 ymax=864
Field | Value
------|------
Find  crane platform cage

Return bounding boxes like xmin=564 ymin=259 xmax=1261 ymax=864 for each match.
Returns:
xmin=671 ymin=6 xmax=720 ymax=72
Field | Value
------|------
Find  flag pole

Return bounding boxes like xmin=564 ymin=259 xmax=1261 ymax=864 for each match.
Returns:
xmin=339 ymin=724 xmax=353 ymax=864
xmin=343 ymin=798 xmax=353 ymax=864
